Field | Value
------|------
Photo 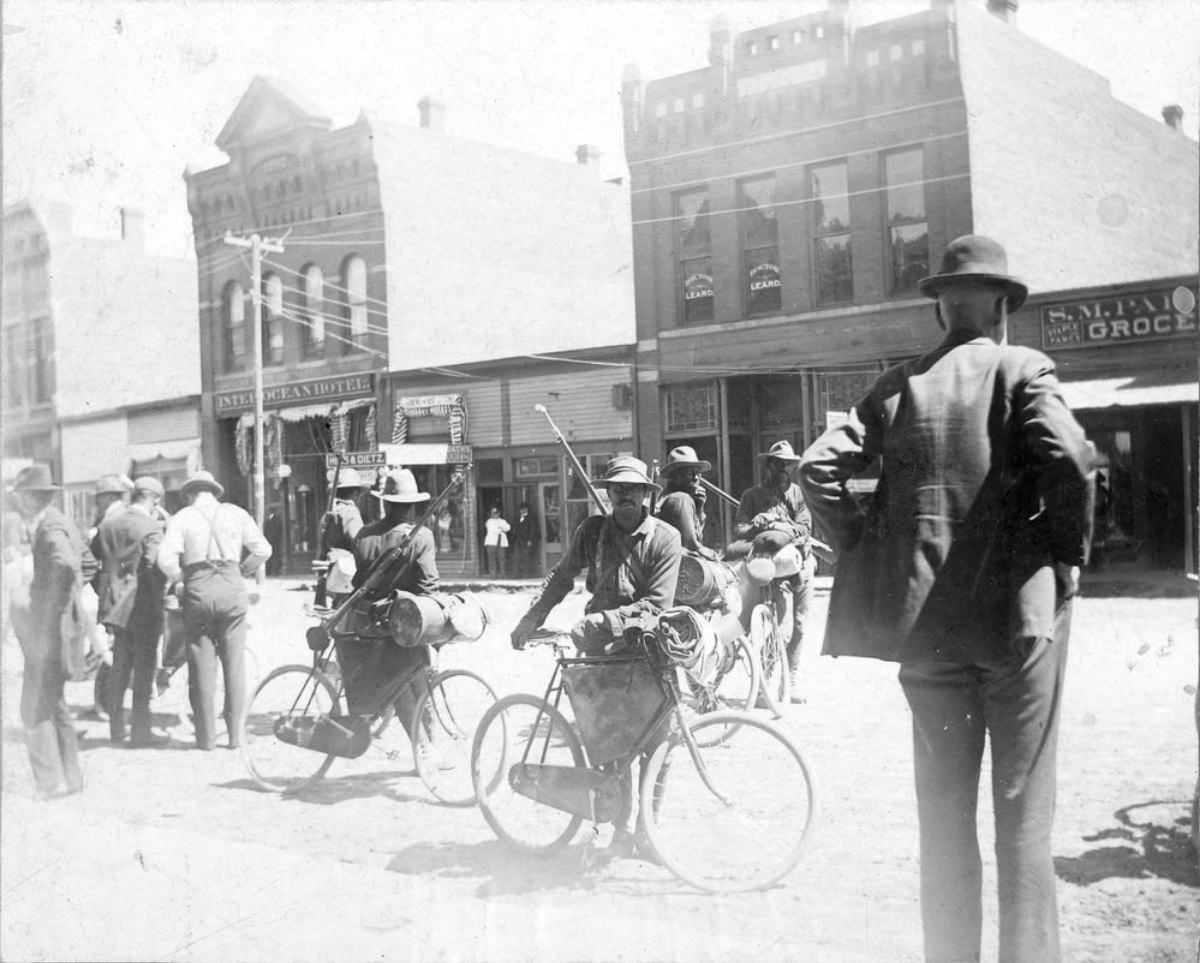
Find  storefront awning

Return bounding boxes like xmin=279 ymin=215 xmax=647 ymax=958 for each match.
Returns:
xmin=1060 ymin=371 xmax=1199 ymax=410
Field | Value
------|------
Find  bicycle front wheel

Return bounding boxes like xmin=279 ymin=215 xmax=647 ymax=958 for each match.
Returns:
xmin=242 ymin=664 xmax=339 ymax=792
xmin=412 ymin=669 xmax=498 ymax=806
xmin=641 ymin=710 xmax=818 ymax=893
xmin=472 ymin=694 xmax=584 ymax=854
xmin=750 ymin=602 xmax=790 ymax=716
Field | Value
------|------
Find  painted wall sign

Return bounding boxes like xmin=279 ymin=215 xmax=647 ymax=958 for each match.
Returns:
xmin=1040 ymin=286 xmax=1198 ymax=349
xmin=325 ymin=450 xmax=387 ymax=470
xmin=216 ymin=373 xmax=374 ymax=413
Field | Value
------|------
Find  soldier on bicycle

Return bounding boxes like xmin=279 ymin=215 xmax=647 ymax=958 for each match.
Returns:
xmin=510 ymin=455 xmax=682 ymax=859
xmin=654 ymin=446 xmax=719 ymax=560
xmin=731 ymin=440 xmax=815 ymax=703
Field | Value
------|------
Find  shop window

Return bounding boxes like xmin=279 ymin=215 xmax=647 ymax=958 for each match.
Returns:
xmin=884 ymin=147 xmax=929 ymax=295
xmin=665 ymin=383 xmax=718 ymax=434
xmin=343 ymin=254 xmax=369 ymax=350
xmin=262 ymin=273 xmax=284 ymax=366
xmin=676 ymin=189 xmax=713 ymax=325
xmin=475 ymin=458 xmax=504 ymax=485
xmin=302 ymin=264 xmax=325 ymax=358
xmin=741 ymin=176 xmax=781 ymax=316
xmin=811 ymin=160 xmax=853 ymax=304
xmin=5 ymin=326 xmax=24 ymax=407
xmin=223 ymin=280 xmax=246 ymax=371
xmin=515 ymin=456 xmax=557 ymax=478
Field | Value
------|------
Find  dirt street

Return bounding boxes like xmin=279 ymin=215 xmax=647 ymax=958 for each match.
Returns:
xmin=2 ymin=574 xmax=1197 ymax=962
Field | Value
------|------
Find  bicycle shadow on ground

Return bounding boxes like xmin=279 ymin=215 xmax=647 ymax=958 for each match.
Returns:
xmin=215 ymin=767 xmax=438 ymax=807
xmin=1055 ymin=800 xmax=1199 ymax=888
xmin=385 ymin=839 xmax=689 ymax=898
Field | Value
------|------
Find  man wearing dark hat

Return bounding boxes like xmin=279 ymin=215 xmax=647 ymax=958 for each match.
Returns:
xmin=511 ymin=502 xmax=539 ymax=578
xmin=10 ymin=464 xmax=91 ymax=798
xmin=798 ymin=235 xmax=1094 ymax=963
xmin=157 ymin=470 xmax=272 ymax=750
xmin=732 ymin=439 xmax=815 ymax=702
xmin=94 ymin=477 xmax=167 ymax=746
xmin=655 ymin=446 xmax=718 ymax=559
xmin=510 ymin=455 xmax=682 ymax=860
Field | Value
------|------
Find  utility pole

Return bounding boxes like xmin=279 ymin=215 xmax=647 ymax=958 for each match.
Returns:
xmin=223 ymin=231 xmax=285 ymax=581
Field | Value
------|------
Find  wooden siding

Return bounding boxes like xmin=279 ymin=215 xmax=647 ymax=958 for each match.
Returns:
xmin=463 ymin=382 xmax=503 ymax=446
xmin=128 ymin=403 xmax=200 ymax=444
xmin=508 ymin=368 xmax=633 ymax=447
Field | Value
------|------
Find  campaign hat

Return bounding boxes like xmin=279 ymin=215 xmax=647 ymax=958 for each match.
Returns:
xmin=94 ymin=474 xmax=132 ymax=496
xmin=917 ymin=234 xmax=1028 ymax=310
xmin=332 ymin=467 xmax=366 ymax=490
xmin=592 ymin=456 xmax=660 ymax=493
xmin=132 ymin=476 xmax=165 ymax=498
xmin=661 ymin=445 xmax=712 ymax=476
xmin=180 ymin=470 xmax=225 ymax=498
xmin=372 ymin=468 xmax=430 ymax=503
xmin=11 ymin=464 xmax=61 ymax=492
xmin=757 ymin=440 xmax=802 ymax=461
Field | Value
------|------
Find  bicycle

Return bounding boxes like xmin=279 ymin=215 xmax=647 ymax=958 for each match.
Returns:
xmin=471 ymin=627 xmax=818 ymax=893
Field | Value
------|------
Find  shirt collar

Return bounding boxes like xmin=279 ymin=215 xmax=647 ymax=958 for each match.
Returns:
xmin=608 ymin=509 xmax=654 ymax=539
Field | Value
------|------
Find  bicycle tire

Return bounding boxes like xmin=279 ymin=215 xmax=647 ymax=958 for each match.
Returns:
xmin=412 ymin=669 xmax=498 ymax=807
xmin=640 ymin=709 xmax=818 ymax=893
xmin=241 ymin=664 xmax=339 ymax=792
xmin=472 ymin=694 xmax=585 ymax=854
xmin=684 ymin=635 xmax=762 ymax=747
xmin=750 ymin=602 xmax=790 ymax=717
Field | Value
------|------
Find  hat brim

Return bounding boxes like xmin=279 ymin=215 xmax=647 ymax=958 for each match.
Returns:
xmin=372 ymin=491 xmax=430 ymax=503
xmin=12 ymin=482 xmax=61 ymax=492
xmin=757 ymin=452 xmax=801 ymax=461
xmin=594 ymin=475 xmax=661 ymax=494
xmin=94 ymin=487 xmax=128 ymax=496
xmin=181 ymin=480 xmax=225 ymax=498
xmin=917 ymin=272 xmax=1028 ymax=310
xmin=663 ymin=460 xmax=712 ymax=474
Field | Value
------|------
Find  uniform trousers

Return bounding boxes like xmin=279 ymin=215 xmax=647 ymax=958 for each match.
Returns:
xmin=108 ymin=618 xmax=160 ymax=741
xmin=898 ymin=603 xmax=1071 ymax=963
xmin=21 ymin=656 xmax=83 ymax=796
xmin=180 ymin=561 xmax=247 ymax=750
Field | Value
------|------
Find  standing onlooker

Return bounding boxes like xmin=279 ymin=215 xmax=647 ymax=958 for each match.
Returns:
xmin=799 ymin=235 xmax=1094 ymax=963
xmin=511 ymin=502 xmax=539 ymax=578
xmin=94 ymin=477 xmax=167 ymax=747
xmin=11 ymin=464 xmax=92 ymax=799
xmin=87 ymin=473 xmax=130 ymax=718
xmin=90 ymin=474 xmax=131 ymax=537
xmin=157 ymin=470 xmax=272 ymax=751
xmin=483 ymin=506 xmax=510 ymax=578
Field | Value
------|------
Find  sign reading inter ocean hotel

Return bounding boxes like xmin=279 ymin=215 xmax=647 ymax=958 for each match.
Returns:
xmin=1040 ymin=285 xmax=1198 ymax=350
xmin=216 ymin=374 xmax=374 ymax=414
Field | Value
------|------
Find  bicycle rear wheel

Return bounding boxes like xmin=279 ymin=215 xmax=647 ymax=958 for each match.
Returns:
xmin=412 ymin=669 xmax=498 ymax=806
xmin=750 ymin=602 xmax=790 ymax=717
xmin=640 ymin=710 xmax=818 ymax=893
xmin=682 ymin=635 xmax=761 ymax=747
xmin=242 ymin=664 xmax=339 ymax=792
xmin=472 ymin=694 xmax=584 ymax=854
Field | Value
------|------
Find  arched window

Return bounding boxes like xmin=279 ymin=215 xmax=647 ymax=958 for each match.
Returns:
xmin=262 ymin=272 xmax=284 ymax=366
xmin=302 ymin=264 xmax=325 ymax=358
xmin=344 ymin=255 xmax=368 ymax=349
xmin=223 ymin=281 xmax=246 ymax=371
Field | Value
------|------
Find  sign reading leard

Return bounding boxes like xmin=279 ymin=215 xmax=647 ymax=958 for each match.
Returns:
xmin=216 ymin=373 xmax=374 ymax=414
xmin=1040 ymin=286 xmax=1198 ymax=350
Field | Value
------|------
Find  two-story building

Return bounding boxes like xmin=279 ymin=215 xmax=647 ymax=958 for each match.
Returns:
xmin=620 ymin=0 xmax=1198 ymax=557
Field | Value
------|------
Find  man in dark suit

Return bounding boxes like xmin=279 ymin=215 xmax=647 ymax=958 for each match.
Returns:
xmin=799 ymin=236 xmax=1094 ymax=963
xmin=95 ymin=476 xmax=167 ymax=746
xmin=10 ymin=464 xmax=93 ymax=799
xmin=511 ymin=502 xmax=539 ymax=578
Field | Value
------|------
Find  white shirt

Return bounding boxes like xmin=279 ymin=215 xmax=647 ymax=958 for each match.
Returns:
xmin=157 ymin=491 xmax=272 ymax=581
xmin=484 ymin=516 xmax=510 ymax=547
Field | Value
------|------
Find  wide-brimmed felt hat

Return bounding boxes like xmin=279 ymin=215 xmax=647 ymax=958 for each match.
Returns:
xmin=758 ymin=440 xmax=802 ymax=462
xmin=11 ymin=464 xmax=60 ymax=492
xmin=662 ymin=445 xmax=711 ymax=475
xmin=181 ymin=470 xmax=225 ymax=498
xmin=592 ymin=456 xmax=660 ymax=493
xmin=332 ymin=467 xmax=366 ymax=490
xmin=132 ymin=476 xmax=165 ymax=498
xmin=917 ymin=234 xmax=1028 ymax=310
xmin=372 ymin=468 xmax=430 ymax=503
xmin=94 ymin=474 xmax=131 ymax=496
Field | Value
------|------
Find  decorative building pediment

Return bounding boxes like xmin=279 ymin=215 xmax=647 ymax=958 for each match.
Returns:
xmin=216 ymin=75 xmax=331 ymax=153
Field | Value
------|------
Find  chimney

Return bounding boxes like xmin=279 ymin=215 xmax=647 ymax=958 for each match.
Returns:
xmin=120 ymin=206 xmax=145 ymax=250
xmin=986 ymin=0 xmax=1017 ymax=24
xmin=1162 ymin=104 xmax=1184 ymax=131
xmin=575 ymin=144 xmax=601 ymax=168
xmin=417 ymin=96 xmax=445 ymax=132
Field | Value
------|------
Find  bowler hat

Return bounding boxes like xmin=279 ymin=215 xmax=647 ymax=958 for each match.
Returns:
xmin=662 ymin=445 xmax=712 ymax=475
xmin=917 ymin=234 xmax=1028 ymax=310
xmin=592 ymin=456 xmax=660 ymax=493
xmin=180 ymin=470 xmax=225 ymax=498
xmin=132 ymin=476 xmax=165 ymax=498
xmin=94 ymin=474 xmax=131 ymax=496
xmin=372 ymin=468 xmax=430 ymax=503
xmin=757 ymin=440 xmax=802 ymax=462
xmin=12 ymin=464 xmax=60 ymax=492
xmin=332 ymin=467 xmax=366 ymax=490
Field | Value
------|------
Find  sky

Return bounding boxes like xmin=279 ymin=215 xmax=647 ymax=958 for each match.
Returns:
xmin=4 ymin=0 xmax=1198 ymax=258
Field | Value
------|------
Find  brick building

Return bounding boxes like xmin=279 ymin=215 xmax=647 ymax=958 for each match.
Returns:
xmin=184 ymin=77 xmax=634 ymax=576
xmin=620 ymin=0 xmax=1198 ymax=554
xmin=2 ymin=201 xmax=199 ymax=527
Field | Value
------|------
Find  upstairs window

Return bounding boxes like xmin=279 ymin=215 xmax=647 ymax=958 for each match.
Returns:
xmin=30 ymin=317 xmax=52 ymax=404
xmin=344 ymin=255 xmax=369 ymax=348
xmin=302 ymin=264 xmax=325 ymax=358
xmin=676 ymin=189 xmax=713 ymax=326
xmin=810 ymin=161 xmax=853 ymax=305
xmin=884 ymin=148 xmax=930 ymax=295
xmin=5 ymin=326 xmax=24 ymax=407
xmin=223 ymin=281 xmax=246 ymax=371
xmin=741 ymin=176 xmax=781 ymax=316
xmin=262 ymin=273 xmax=284 ymax=366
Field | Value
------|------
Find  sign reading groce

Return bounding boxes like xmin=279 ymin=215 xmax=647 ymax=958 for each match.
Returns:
xmin=1040 ymin=286 xmax=1198 ymax=350
xmin=216 ymin=373 xmax=375 ymax=414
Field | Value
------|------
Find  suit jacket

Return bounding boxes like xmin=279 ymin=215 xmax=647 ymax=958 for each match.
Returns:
xmin=799 ymin=331 xmax=1094 ymax=664
xmin=27 ymin=506 xmax=91 ymax=676
xmin=94 ymin=505 xmax=165 ymax=632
